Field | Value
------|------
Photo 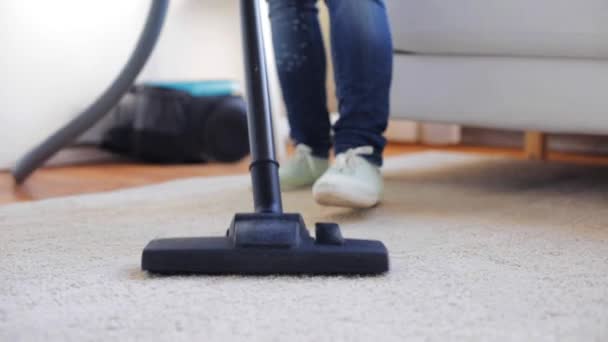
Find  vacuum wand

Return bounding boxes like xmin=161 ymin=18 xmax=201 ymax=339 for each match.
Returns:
xmin=140 ymin=0 xmax=389 ymax=275
xmin=240 ymin=0 xmax=282 ymax=214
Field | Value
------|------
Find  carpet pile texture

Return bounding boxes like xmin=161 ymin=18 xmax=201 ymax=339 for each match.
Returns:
xmin=1 ymin=152 xmax=607 ymax=341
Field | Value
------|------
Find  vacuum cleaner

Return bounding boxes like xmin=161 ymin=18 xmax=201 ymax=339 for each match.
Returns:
xmin=12 ymin=0 xmax=169 ymax=184
xmin=15 ymin=0 xmax=390 ymax=275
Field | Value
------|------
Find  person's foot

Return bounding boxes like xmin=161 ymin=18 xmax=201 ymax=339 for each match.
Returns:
xmin=279 ymin=144 xmax=329 ymax=191
xmin=312 ymin=146 xmax=383 ymax=208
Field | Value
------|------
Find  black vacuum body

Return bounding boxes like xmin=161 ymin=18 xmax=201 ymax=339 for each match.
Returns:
xmin=141 ymin=0 xmax=389 ymax=275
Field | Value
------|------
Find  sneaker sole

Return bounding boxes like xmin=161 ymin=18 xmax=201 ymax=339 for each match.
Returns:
xmin=313 ymin=183 xmax=380 ymax=209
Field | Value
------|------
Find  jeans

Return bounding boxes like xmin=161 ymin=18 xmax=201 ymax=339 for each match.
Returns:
xmin=268 ymin=0 xmax=393 ymax=166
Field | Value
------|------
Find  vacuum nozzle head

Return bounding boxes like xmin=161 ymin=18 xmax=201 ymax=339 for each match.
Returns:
xmin=142 ymin=213 xmax=389 ymax=275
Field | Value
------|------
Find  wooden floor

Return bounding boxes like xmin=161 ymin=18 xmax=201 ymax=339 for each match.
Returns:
xmin=2 ymin=143 xmax=608 ymax=205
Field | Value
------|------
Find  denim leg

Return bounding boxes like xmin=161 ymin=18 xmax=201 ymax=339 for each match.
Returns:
xmin=268 ymin=0 xmax=331 ymax=158
xmin=325 ymin=0 xmax=393 ymax=165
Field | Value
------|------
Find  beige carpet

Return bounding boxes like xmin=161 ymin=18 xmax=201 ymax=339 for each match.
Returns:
xmin=1 ymin=152 xmax=608 ymax=341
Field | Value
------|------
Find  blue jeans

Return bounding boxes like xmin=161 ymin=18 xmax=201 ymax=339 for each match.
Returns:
xmin=268 ymin=0 xmax=393 ymax=165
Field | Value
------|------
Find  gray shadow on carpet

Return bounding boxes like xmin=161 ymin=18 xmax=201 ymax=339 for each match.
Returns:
xmin=386 ymin=158 xmax=608 ymax=193
xmin=353 ymin=157 xmax=608 ymax=233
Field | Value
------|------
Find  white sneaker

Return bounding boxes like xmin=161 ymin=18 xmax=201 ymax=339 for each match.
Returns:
xmin=279 ymin=144 xmax=329 ymax=191
xmin=313 ymin=146 xmax=383 ymax=208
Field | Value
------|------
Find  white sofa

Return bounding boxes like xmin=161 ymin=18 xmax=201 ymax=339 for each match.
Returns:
xmin=386 ymin=0 xmax=608 ymax=134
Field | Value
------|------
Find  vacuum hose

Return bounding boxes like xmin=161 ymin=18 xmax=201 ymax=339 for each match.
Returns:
xmin=12 ymin=0 xmax=169 ymax=184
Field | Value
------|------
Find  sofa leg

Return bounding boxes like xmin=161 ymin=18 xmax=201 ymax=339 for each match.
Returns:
xmin=524 ymin=131 xmax=547 ymax=160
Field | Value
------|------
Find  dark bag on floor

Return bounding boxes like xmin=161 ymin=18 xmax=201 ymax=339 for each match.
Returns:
xmin=101 ymin=85 xmax=249 ymax=163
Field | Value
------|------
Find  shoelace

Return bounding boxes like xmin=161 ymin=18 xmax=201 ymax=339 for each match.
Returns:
xmin=334 ymin=146 xmax=374 ymax=173
xmin=294 ymin=144 xmax=318 ymax=171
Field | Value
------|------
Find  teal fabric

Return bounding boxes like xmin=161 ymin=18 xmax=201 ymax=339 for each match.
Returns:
xmin=144 ymin=80 xmax=239 ymax=97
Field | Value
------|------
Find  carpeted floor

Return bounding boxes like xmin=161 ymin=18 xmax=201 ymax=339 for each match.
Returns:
xmin=1 ymin=152 xmax=608 ymax=341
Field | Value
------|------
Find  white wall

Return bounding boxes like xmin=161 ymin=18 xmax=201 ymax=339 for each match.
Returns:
xmin=0 ymin=0 xmax=284 ymax=169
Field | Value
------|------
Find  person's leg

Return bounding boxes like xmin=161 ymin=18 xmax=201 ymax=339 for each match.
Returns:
xmin=312 ymin=0 xmax=392 ymax=207
xmin=268 ymin=0 xmax=331 ymax=158
xmin=325 ymin=0 xmax=393 ymax=166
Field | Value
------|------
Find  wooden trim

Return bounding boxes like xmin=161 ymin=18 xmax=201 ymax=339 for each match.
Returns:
xmin=524 ymin=131 xmax=547 ymax=160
